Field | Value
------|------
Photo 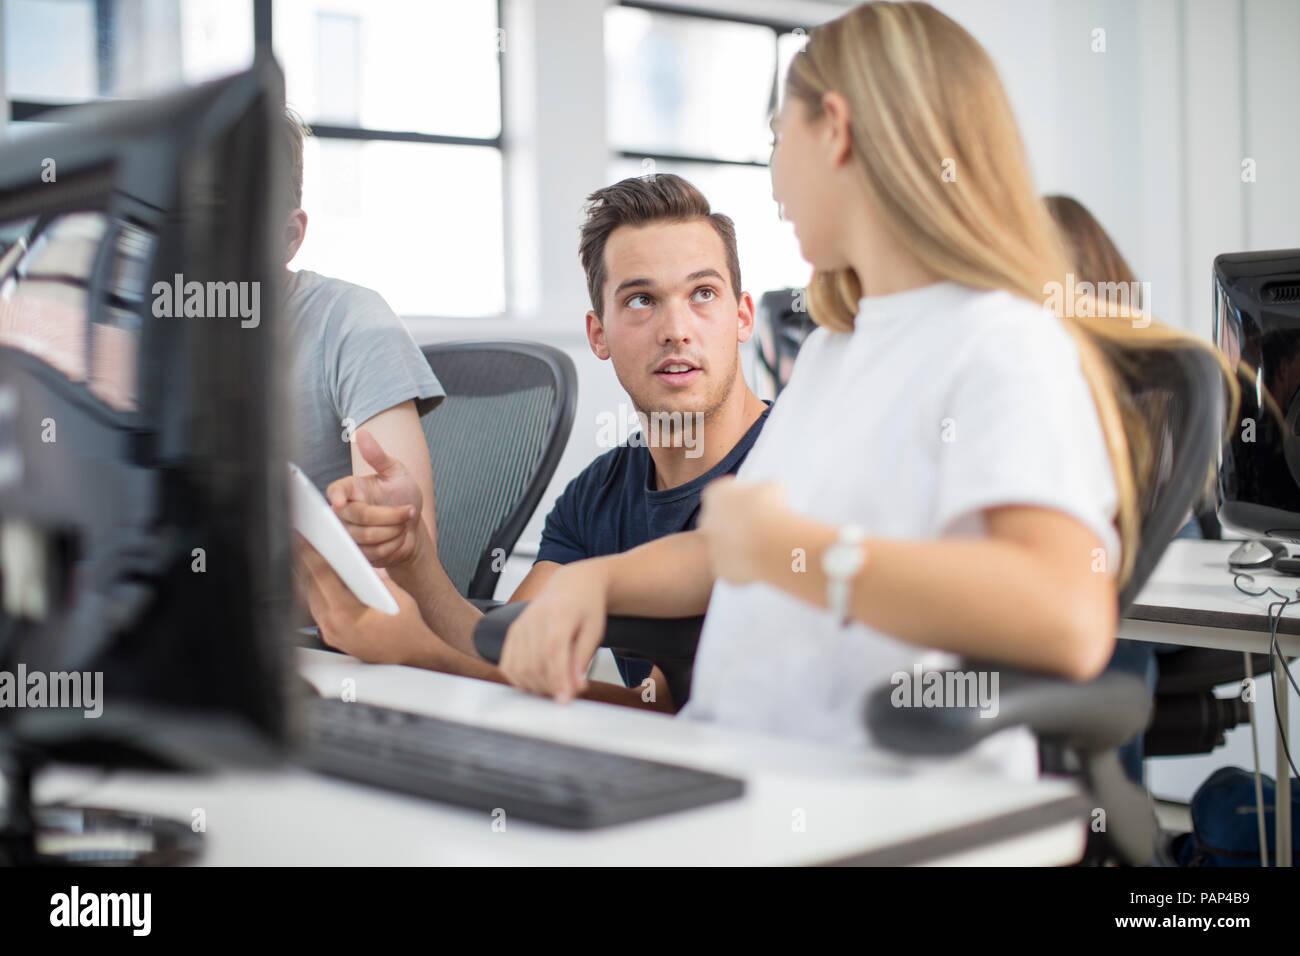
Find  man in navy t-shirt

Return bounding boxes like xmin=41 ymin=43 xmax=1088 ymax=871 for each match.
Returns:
xmin=537 ymin=403 xmax=769 ymax=687
xmin=295 ymin=174 xmax=771 ymax=714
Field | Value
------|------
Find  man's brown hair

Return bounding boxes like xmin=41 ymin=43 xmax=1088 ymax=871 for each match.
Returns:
xmin=578 ymin=173 xmax=741 ymax=319
xmin=282 ymin=108 xmax=310 ymax=211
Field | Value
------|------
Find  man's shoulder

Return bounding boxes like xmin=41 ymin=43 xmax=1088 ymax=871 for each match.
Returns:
xmin=287 ymin=270 xmax=395 ymax=326
xmin=541 ymin=442 xmax=647 ymax=558
xmin=562 ymin=442 xmax=646 ymax=498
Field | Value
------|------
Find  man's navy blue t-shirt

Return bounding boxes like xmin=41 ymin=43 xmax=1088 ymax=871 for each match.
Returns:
xmin=536 ymin=404 xmax=772 ymax=688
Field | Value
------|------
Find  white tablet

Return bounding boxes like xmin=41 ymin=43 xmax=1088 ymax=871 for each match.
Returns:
xmin=288 ymin=463 xmax=400 ymax=615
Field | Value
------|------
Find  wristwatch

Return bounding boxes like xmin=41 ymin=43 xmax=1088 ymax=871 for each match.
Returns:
xmin=821 ymin=525 xmax=867 ymax=627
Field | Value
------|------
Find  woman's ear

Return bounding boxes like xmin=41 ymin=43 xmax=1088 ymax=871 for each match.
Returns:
xmin=820 ymin=91 xmax=854 ymax=167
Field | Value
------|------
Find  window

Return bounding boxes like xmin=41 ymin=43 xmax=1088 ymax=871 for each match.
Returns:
xmin=273 ymin=0 xmax=505 ymax=316
xmin=4 ymin=0 xmax=507 ymax=318
xmin=605 ymin=3 xmax=811 ymax=296
xmin=4 ymin=0 xmax=254 ymax=104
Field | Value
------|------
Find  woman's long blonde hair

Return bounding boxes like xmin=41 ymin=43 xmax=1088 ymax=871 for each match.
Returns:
xmin=786 ymin=0 xmax=1237 ymax=586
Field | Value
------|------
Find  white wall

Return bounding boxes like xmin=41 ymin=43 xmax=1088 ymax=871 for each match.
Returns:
xmin=929 ymin=0 xmax=1299 ymax=336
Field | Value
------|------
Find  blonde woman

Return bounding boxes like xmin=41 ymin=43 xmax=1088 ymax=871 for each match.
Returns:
xmin=498 ymin=2 xmax=1227 ymax=769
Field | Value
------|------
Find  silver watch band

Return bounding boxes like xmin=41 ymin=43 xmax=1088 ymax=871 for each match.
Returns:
xmin=823 ymin=525 xmax=866 ymax=627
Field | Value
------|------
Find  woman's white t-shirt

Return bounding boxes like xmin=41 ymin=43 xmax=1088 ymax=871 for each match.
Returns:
xmin=681 ymin=280 xmax=1120 ymax=776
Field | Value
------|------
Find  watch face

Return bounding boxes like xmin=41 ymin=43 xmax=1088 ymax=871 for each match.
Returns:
xmin=823 ymin=544 xmax=862 ymax=578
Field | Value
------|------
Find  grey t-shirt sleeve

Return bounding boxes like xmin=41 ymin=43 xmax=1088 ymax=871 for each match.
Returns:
xmin=322 ymin=285 xmax=445 ymax=431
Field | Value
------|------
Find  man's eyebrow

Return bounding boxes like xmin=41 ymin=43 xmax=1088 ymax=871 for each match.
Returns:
xmin=611 ymin=269 xmax=723 ymax=298
xmin=612 ymin=277 xmax=656 ymax=298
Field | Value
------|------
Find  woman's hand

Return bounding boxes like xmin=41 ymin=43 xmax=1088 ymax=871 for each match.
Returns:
xmin=497 ymin=562 xmax=610 ymax=704
xmin=697 ymin=477 xmax=792 ymax=585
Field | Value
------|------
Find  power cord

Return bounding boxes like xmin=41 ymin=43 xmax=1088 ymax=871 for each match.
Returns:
xmin=1231 ymin=573 xmax=1300 ymax=782
xmin=1231 ymin=572 xmax=1300 ymax=865
xmin=1241 ymin=650 xmax=1269 ymax=865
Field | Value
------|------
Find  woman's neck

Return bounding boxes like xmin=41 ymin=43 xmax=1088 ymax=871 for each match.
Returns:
xmin=844 ymin=220 xmax=942 ymax=299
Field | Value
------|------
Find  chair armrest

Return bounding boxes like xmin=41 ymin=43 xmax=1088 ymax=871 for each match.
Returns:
xmin=865 ymin=664 xmax=1159 ymax=864
xmin=473 ymin=603 xmax=704 ymax=704
xmin=864 ymin=665 xmax=1152 ymax=757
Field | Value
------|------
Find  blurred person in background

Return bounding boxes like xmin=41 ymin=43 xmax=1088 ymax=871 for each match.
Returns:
xmin=278 ymin=110 xmax=443 ymax=542
xmin=1045 ymin=192 xmax=1204 ymax=785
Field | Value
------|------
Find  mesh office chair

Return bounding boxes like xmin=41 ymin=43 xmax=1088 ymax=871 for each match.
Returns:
xmin=419 ymin=341 xmax=576 ymax=601
xmin=865 ymin=342 xmax=1230 ymax=865
xmin=755 ymin=288 xmax=816 ymax=398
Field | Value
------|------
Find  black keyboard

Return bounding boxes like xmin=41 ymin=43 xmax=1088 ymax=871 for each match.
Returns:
xmin=302 ymin=698 xmax=745 ymax=829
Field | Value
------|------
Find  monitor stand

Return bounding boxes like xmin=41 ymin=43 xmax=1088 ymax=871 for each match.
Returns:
xmin=0 ymin=742 xmax=201 ymax=866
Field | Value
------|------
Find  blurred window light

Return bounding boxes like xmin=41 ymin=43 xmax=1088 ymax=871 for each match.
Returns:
xmin=5 ymin=0 xmax=505 ymax=319
xmin=606 ymin=5 xmax=812 ymax=300
xmin=274 ymin=0 xmax=501 ymax=139
xmin=300 ymin=138 xmax=505 ymax=317
xmin=606 ymin=6 xmax=775 ymax=164
xmin=273 ymin=0 xmax=505 ymax=317
xmin=4 ymin=0 xmax=253 ymax=102
xmin=776 ymin=29 xmax=810 ymax=110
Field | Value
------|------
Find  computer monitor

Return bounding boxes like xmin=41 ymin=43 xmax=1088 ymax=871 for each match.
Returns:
xmin=0 ymin=60 xmax=294 ymax=864
xmin=1213 ymin=248 xmax=1300 ymax=540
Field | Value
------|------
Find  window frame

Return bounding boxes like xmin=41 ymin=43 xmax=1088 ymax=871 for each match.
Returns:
xmin=611 ymin=0 xmax=812 ymax=171
xmin=6 ymin=0 xmax=510 ymax=320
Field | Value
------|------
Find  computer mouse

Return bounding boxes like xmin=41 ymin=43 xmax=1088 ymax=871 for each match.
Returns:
xmin=1227 ymin=538 xmax=1288 ymax=570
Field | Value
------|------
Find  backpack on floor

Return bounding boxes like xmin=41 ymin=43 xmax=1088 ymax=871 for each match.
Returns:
xmin=1173 ymin=766 xmax=1300 ymax=866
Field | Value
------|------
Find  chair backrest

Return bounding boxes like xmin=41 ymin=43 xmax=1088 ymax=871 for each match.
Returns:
xmin=1116 ymin=344 xmax=1228 ymax=609
xmin=418 ymin=341 xmax=576 ymax=600
xmin=754 ymin=288 xmax=816 ymax=397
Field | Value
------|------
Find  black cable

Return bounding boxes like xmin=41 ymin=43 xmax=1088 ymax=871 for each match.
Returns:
xmin=1232 ymin=573 xmax=1299 ymax=781
xmin=1265 ymin=604 xmax=1300 ymax=784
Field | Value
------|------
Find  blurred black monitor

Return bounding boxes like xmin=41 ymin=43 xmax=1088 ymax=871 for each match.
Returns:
xmin=1213 ymin=248 xmax=1300 ymax=539
xmin=0 ymin=60 xmax=293 ymax=865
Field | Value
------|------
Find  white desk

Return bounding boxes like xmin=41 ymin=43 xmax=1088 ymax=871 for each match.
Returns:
xmin=1122 ymin=538 xmax=1297 ymax=866
xmin=35 ymin=649 xmax=1088 ymax=866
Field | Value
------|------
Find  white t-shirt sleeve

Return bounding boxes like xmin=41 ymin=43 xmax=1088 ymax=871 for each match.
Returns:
xmin=931 ymin=307 xmax=1121 ymax=567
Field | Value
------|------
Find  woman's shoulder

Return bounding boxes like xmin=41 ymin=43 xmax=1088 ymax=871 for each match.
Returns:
xmin=959 ymin=285 xmax=1063 ymax=327
xmin=950 ymin=287 xmax=1082 ymax=365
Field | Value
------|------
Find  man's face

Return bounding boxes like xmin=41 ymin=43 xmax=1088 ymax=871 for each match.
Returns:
xmin=586 ymin=219 xmax=754 ymax=419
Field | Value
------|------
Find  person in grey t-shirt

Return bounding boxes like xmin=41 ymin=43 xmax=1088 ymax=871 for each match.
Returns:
xmin=279 ymin=111 xmax=443 ymax=540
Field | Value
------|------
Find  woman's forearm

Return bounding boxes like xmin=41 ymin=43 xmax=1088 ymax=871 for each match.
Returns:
xmin=593 ymin=530 xmax=716 ymax=618
xmin=755 ymin=512 xmax=1117 ymax=680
